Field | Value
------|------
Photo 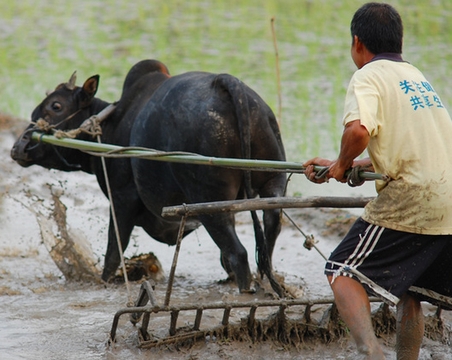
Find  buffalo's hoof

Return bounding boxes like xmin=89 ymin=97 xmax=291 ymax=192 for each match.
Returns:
xmin=239 ymin=287 xmax=256 ymax=294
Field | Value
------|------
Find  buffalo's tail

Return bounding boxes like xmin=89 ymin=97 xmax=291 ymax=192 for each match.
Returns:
xmin=213 ymin=74 xmax=284 ymax=298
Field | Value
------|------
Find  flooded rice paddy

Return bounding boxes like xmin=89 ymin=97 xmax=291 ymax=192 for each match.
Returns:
xmin=2 ymin=1 xmax=452 ymax=358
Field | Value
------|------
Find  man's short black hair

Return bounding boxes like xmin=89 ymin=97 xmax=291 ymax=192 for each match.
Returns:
xmin=351 ymin=2 xmax=403 ymax=54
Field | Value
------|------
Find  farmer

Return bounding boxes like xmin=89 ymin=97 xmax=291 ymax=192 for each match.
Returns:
xmin=304 ymin=2 xmax=452 ymax=359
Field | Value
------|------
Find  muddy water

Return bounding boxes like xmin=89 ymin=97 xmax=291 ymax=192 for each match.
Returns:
xmin=2 ymin=127 xmax=451 ymax=360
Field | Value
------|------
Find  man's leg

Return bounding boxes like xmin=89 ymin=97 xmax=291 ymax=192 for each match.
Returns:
xmin=396 ymin=293 xmax=423 ymax=360
xmin=328 ymin=275 xmax=385 ymax=359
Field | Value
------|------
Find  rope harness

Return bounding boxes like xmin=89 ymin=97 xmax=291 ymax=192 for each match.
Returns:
xmin=34 ymin=103 xmax=117 ymax=139
xmin=314 ymin=164 xmax=375 ymax=187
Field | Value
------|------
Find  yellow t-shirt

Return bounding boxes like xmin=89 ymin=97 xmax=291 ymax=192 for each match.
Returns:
xmin=343 ymin=58 xmax=452 ymax=234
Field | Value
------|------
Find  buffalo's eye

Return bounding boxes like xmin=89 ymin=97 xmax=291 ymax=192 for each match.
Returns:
xmin=51 ymin=102 xmax=62 ymax=112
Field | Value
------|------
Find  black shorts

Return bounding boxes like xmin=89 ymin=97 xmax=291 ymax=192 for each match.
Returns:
xmin=325 ymin=217 xmax=452 ymax=308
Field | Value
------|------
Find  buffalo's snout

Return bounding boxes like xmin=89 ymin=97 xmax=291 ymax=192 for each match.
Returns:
xmin=11 ymin=131 xmax=33 ymax=166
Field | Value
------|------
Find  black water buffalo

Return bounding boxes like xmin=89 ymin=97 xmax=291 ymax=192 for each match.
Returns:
xmin=11 ymin=59 xmax=287 ymax=295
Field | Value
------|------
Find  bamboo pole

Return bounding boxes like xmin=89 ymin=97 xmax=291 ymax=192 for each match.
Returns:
xmin=31 ymin=132 xmax=388 ymax=181
xmin=161 ymin=196 xmax=374 ymax=218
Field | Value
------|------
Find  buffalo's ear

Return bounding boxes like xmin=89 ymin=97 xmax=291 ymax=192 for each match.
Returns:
xmin=80 ymin=75 xmax=99 ymax=106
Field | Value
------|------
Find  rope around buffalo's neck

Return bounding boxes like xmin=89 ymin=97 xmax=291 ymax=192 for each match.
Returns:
xmin=34 ymin=103 xmax=117 ymax=139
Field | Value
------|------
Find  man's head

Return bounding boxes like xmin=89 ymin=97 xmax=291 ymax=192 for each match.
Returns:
xmin=351 ymin=2 xmax=403 ymax=55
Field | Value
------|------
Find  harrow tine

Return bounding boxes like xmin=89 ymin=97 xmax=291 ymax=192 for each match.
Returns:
xmin=130 ymin=280 xmax=157 ymax=325
xmin=193 ymin=308 xmax=203 ymax=331
xmin=170 ymin=310 xmax=180 ymax=336
xmin=222 ymin=306 xmax=232 ymax=326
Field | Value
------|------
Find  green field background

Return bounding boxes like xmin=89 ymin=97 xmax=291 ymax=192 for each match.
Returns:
xmin=1 ymin=0 xmax=451 ymax=195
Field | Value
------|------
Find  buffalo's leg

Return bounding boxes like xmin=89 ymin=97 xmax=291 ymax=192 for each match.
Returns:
xmin=102 ymin=209 xmax=136 ymax=282
xmin=259 ymin=175 xmax=286 ymax=268
xmin=261 ymin=208 xmax=282 ymax=270
xmin=200 ymin=213 xmax=252 ymax=292
xmin=253 ymin=174 xmax=286 ymax=296
xmin=220 ymin=252 xmax=234 ymax=282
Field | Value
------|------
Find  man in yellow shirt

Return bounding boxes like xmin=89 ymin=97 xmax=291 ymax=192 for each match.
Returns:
xmin=304 ymin=2 xmax=452 ymax=359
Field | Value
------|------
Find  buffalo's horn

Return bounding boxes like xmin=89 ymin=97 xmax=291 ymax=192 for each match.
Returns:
xmin=67 ymin=71 xmax=77 ymax=90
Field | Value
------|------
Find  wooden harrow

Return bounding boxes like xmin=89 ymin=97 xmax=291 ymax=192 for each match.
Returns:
xmin=109 ymin=279 xmax=369 ymax=349
xmin=109 ymin=196 xmax=387 ymax=349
